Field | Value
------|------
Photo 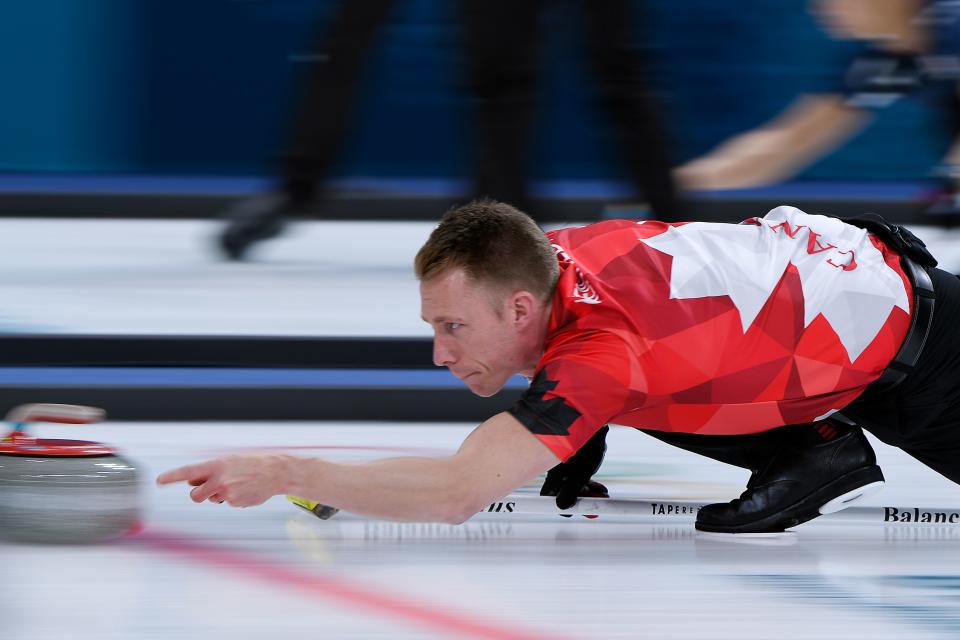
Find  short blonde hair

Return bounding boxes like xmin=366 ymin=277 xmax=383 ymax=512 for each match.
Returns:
xmin=414 ymin=199 xmax=559 ymax=302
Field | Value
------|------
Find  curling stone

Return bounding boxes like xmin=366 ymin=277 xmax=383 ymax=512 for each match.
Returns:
xmin=0 ymin=403 xmax=140 ymax=544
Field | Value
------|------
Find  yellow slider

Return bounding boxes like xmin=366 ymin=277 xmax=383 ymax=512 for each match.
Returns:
xmin=287 ymin=495 xmax=340 ymax=520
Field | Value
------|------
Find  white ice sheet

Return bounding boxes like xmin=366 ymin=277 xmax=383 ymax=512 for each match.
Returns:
xmin=3 ymin=421 xmax=960 ymax=640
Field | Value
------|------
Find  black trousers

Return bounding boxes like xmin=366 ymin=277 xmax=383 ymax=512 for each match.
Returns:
xmin=843 ymin=267 xmax=960 ymax=484
xmin=282 ymin=0 xmax=397 ymax=202
xmin=644 ymin=268 xmax=960 ymax=486
xmin=460 ymin=0 xmax=680 ymax=220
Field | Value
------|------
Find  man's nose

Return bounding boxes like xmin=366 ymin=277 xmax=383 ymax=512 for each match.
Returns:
xmin=433 ymin=336 xmax=456 ymax=367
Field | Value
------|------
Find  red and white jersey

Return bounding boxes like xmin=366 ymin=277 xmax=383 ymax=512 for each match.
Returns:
xmin=509 ymin=206 xmax=914 ymax=461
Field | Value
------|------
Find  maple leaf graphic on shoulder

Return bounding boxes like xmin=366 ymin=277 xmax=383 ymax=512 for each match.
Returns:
xmin=639 ymin=206 xmax=910 ymax=362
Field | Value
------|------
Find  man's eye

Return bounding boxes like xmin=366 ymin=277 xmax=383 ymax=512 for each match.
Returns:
xmin=446 ymin=322 xmax=462 ymax=331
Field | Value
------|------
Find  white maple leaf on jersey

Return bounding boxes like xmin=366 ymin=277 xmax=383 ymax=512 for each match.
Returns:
xmin=639 ymin=206 xmax=910 ymax=362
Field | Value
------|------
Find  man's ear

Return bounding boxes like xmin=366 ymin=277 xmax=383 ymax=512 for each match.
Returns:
xmin=510 ymin=290 xmax=539 ymax=327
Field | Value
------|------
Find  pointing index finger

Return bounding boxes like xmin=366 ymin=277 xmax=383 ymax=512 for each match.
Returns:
xmin=156 ymin=461 xmax=216 ymax=486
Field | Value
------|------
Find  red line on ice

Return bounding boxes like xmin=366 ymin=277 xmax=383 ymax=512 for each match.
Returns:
xmin=130 ymin=529 xmax=570 ymax=640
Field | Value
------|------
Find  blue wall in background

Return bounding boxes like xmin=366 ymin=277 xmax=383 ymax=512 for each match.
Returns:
xmin=0 ymin=1 xmax=141 ymax=172
xmin=0 ymin=0 xmax=951 ymax=181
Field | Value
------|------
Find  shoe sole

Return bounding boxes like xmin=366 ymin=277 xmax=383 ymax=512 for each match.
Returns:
xmin=694 ymin=465 xmax=885 ymax=534
xmin=819 ymin=479 xmax=884 ymax=515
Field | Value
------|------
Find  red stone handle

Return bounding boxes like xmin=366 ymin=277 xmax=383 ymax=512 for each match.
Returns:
xmin=5 ymin=403 xmax=105 ymax=426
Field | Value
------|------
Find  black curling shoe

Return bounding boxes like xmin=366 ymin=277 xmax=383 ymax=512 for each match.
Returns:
xmin=695 ymin=427 xmax=885 ymax=534
xmin=219 ymin=193 xmax=298 ymax=260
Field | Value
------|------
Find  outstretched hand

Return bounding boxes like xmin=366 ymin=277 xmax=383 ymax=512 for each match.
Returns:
xmin=157 ymin=454 xmax=295 ymax=508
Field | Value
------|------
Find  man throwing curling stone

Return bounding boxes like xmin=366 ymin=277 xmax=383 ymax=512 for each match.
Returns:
xmin=159 ymin=200 xmax=958 ymax=533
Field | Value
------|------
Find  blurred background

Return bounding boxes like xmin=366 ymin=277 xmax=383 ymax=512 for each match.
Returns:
xmin=0 ymin=0 xmax=955 ymax=216
xmin=3 ymin=7 xmax=960 ymax=637
xmin=0 ymin=0 xmax=958 ymax=421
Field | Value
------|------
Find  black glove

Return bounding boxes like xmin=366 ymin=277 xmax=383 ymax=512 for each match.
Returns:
xmin=540 ymin=425 xmax=610 ymax=509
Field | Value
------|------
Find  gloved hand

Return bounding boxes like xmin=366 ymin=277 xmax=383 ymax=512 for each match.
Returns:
xmin=540 ymin=425 xmax=609 ymax=509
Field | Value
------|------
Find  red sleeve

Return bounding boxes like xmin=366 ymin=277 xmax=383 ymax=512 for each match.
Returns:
xmin=508 ymin=331 xmax=640 ymax=461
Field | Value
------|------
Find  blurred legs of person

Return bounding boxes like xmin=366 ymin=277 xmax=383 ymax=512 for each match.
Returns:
xmin=220 ymin=0 xmax=396 ymax=260
xmin=460 ymin=0 xmax=680 ymax=222
xmin=581 ymin=0 xmax=680 ymax=221
xmin=460 ymin=0 xmax=542 ymax=218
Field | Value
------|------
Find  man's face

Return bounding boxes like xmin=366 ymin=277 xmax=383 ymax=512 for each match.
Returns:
xmin=420 ymin=268 xmax=530 ymax=397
